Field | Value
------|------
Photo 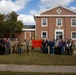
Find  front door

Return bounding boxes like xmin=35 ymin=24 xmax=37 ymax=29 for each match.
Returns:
xmin=55 ymin=30 xmax=64 ymax=40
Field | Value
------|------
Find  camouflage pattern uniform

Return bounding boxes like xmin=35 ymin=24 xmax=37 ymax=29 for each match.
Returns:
xmin=10 ymin=39 xmax=15 ymax=54
xmin=14 ymin=39 xmax=19 ymax=53
xmin=26 ymin=38 xmax=32 ymax=53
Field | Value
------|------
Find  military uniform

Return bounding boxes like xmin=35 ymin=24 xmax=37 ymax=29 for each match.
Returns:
xmin=14 ymin=39 xmax=19 ymax=53
xmin=18 ymin=40 xmax=22 ymax=54
xmin=10 ymin=40 xmax=15 ymax=53
xmin=26 ymin=39 xmax=32 ymax=53
xmin=22 ymin=40 xmax=27 ymax=53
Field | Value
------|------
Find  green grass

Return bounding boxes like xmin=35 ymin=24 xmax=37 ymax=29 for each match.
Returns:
xmin=0 ymin=72 xmax=76 ymax=75
xmin=0 ymin=49 xmax=76 ymax=65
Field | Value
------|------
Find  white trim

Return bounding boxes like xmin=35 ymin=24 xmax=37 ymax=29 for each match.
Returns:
xmin=71 ymin=18 xmax=76 ymax=27
xmin=24 ymin=32 xmax=26 ymax=39
xmin=34 ymin=4 xmax=76 ymax=16
xmin=71 ymin=31 xmax=76 ymax=40
xmin=56 ymin=8 xmax=62 ymax=14
xmin=22 ymin=29 xmax=35 ymax=31
xmin=35 ymin=15 xmax=76 ymax=17
xmin=55 ymin=29 xmax=64 ymax=40
xmin=56 ymin=18 xmax=62 ymax=27
xmin=29 ymin=32 xmax=31 ymax=38
xmin=41 ymin=31 xmax=48 ymax=39
xmin=41 ymin=18 xmax=48 ymax=27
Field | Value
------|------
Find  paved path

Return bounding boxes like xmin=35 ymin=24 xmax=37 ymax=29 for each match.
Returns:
xmin=0 ymin=64 xmax=76 ymax=73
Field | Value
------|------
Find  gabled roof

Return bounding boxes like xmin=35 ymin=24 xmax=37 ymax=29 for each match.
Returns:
xmin=34 ymin=4 xmax=76 ymax=16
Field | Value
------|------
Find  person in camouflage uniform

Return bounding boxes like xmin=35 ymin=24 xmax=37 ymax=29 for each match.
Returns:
xmin=26 ymin=38 xmax=32 ymax=53
xmin=70 ymin=40 xmax=75 ymax=56
xmin=18 ymin=39 xmax=22 ymax=54
xmin=22 ymin=39 xmax=27 ymax=53
xmin=14 ymin=39 xmax=19 ymax=53
xmin=10 ymin=39 xmax=15 ymax=54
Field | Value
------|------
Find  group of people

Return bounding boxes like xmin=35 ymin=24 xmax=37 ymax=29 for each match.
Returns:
xmin=41 ymin=38 xmax=75 ymax=56
xmin=0 ymin=37 xmax=76 ymax=56
xmin=0 ymin=37 xmax=32 ymax=55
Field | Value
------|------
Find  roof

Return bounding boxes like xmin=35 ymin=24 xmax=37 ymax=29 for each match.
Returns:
xmin=34 ymin=4 xmax=76 ymax=16
xmin=22 ymin=25 xmax=35 ymax=31
xmin=23 ymin=25 xmax=35 ymax=29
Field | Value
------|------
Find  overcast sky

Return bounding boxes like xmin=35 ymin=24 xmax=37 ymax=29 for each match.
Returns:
xmin=0 ymin=0 xmax=76 ymax=25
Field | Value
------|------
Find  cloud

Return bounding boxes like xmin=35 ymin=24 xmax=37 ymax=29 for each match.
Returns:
xmin=0 ymin=0 xmax=30 ymax=14
xmin=0 ymin=0 xmax=75 ymax=25
xmin=30 ymin=10 xmax=37 ymax=15
xmin=0 ymin=0 xmax=35 ymax=25
xmin=70 ymin=7 xmax=76 ymax=10
xmin=18 ymin=14 xmax=35 ymax=25
xmin=39 ymin=0 xmax=74 ymax=9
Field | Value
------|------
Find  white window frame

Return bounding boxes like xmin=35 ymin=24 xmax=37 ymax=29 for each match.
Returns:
xmin=56 ymin=18 xmax=62 ymax=27
xmin=71 ymin=31 xmax=76 ymax=40
xmin=71 ymin=18 xmax=76 ymax=27
xmin=41 ymin=31 xmax=48 ymax=39
xmin=41 ymin=18 xmax=48 ymax=27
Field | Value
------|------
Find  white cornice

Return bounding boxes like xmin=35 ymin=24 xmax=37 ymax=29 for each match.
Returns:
xmin=22 ymin=29 xmax=36 ymax=31
xmin=35 ymin=15 xmax=76 ymax=17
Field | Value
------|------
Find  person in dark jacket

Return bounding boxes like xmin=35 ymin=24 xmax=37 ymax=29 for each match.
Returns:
xmin=0 ymin=38 xmax=5 ymax=55
xmin=50 ymin=39 xmax=55 ymax=54
xmin=0 ymin=37 xmax=2 ymax=55
xmin=42 ymin=39 xmax=48 ymax=53
xmin=65 ymin=39 xmax=71 ymax=55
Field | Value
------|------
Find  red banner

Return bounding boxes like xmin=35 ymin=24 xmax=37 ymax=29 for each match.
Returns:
xmin=32 ymin=40 xmax=42 ymax=48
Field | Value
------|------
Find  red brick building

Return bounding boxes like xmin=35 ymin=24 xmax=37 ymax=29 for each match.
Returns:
xmin=15 ymin=25 xmax=35 ymax=39
xmin=34 ymin=5 xmax=76 ymax=41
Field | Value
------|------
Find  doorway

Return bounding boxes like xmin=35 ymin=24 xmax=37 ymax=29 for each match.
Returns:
xmin=55 ymin=29 xmax=64 ymax=40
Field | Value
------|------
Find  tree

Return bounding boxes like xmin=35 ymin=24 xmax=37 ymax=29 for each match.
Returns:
xmin=4 ymin=11 xmax=23 ymax=38
xmin=0 ymin=14 xmax=5 ymax=37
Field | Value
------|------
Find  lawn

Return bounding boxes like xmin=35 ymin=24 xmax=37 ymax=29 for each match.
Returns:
xmin=0 ymin=49 xmax=76 ymax=65
xmin=0 ymin=72 xmax=76 ymax=75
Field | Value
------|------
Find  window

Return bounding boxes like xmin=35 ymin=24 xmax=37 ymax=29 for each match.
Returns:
xmin=41 ymin=31 xmax=48 ymax=38
xmin=71 ymin=18 xmax=76 ymax=26
xmin=56 ymin=18 xmax=62 ymax=26
xmin=41 ymin=18 xmax=48 ymax=27
xmin=71 ymin=31 xmax=76 ymax=40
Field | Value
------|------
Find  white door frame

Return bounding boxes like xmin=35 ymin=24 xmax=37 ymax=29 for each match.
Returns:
xmin=55 ymin=29 xmax=64 ymax=40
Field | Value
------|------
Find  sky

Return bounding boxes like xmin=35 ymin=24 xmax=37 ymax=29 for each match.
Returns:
xmin=0 ymin=0 xmax=76 ymax=25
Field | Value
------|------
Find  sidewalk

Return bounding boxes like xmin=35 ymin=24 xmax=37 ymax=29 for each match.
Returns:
xmin=0 ymin=64 xmax=76 ymax=73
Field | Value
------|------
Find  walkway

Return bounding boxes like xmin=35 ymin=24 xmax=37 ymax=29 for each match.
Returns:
xmin=0 ymin=64 xmax=76 ymax=73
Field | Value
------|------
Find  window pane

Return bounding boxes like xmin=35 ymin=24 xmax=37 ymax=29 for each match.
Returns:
xmin=42 ymin=32 xmax=46 ymax=38
xmin=72 ymin=19 xmax=76 ymax=25
xmin=72 ymin=32 xmax=76 ymax=38
xmin=56 ymin=32 xmax=62 ymax=34
xmin=42 ymin=19 xmax=47 ymax=25
xmin=57 ymin=19 xmax=62 ymax=26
